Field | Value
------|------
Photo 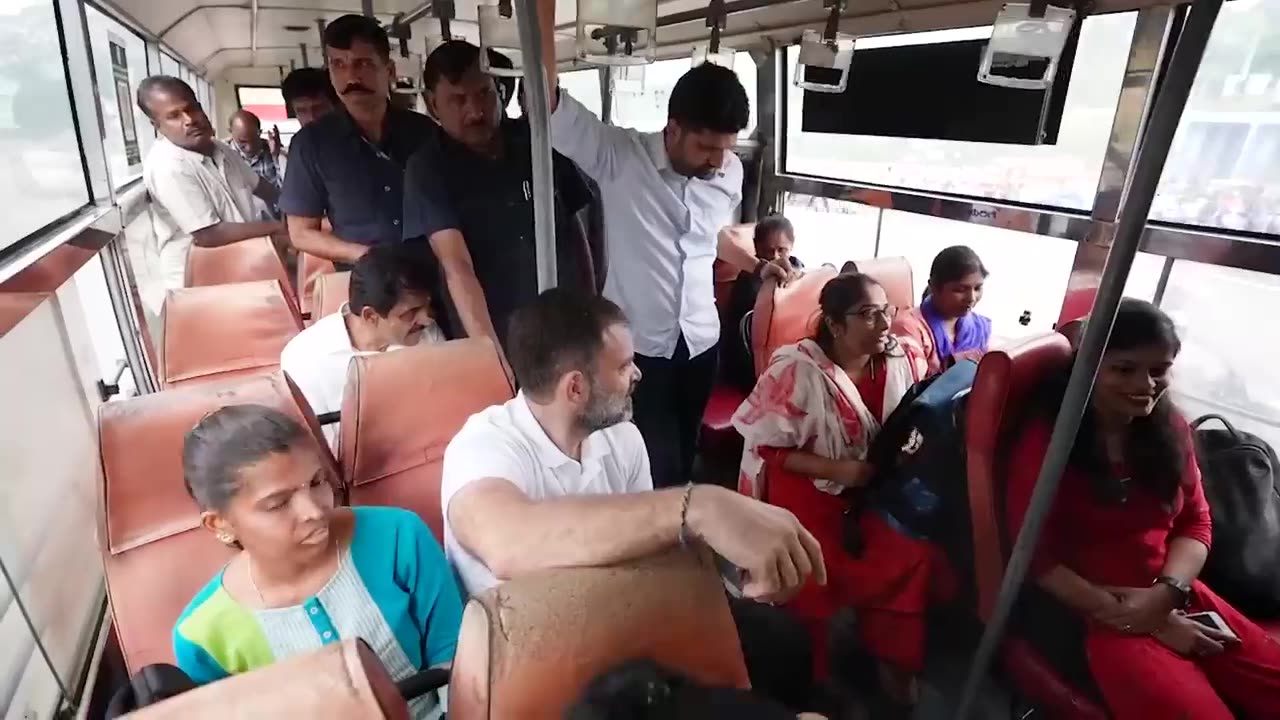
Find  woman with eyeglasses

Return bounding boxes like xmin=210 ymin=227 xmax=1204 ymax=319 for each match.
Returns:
xmin=893 ymin=245 xmax=992 ymax=377
xmin=731 ymin=272 xmax=951 ymax=713
xmin=171 ymin=404 xmax=463 ymax=719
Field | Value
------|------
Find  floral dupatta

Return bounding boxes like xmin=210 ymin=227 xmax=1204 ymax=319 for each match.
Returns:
xmin=731 ymin=338 xmax=917 ymax=500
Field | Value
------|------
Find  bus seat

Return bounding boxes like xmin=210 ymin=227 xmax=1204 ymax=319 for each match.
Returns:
xmin=340 ymin=338 xmax=514 ymax=538
xmin=856 ymin=255 xmax=916 ymax=311
xmin=713 ymin=223 xmax=755 ymax=322
xmin=965 ymin=333 xmax=1107 ymax=719
xmin=98 ymin=372 xmax=336 ymax=673
xmin=298 ymin=252 xmax=337 ymax=317
xmin=447 ymin=549 xmax=749 ymax=719
xmin=124 ymin=639 xmax=408 ymax=719
xmin=312 ymin=272 xmax=351 ymax=322
xmin=750 ymin=266 xmax=839 ymax=377
xmin=160 ymin=280 xmax=302 ymax=389
xmin=185 ymin=237 xmax=293 ymax=296
xmin=1057 ymin=317 xmax=1086 ymax=349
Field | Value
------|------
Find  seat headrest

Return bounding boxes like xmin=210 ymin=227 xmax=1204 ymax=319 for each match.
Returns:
xmin=312 ymin=272 xmax=351 ymax=321
xmin=750 ymin=266 xmax=838 ymax=376
xmin=340 ymin=338 xmax=514 ymax=536
xmin=855 ymin=255 xmax=915 ymax=311
xmin=448 ymin=549 xmax=749 ymax=719
xmin=161 ymin=280 xmax=302 ymax=387
xmin=124 ymin=639 xmax=408 ymax=720
xmin=99 ymin=372 xmax=335 ymax=555
xmin=297 ymin=253 xmax=338 ymax=316
xmin=185 ymin=237 xmax=293 ymax=293
xmin=964 ymin=332 xmax=1072 ymax=619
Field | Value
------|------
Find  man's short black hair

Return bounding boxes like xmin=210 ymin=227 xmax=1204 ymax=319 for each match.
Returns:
xmin=668 ymin=63 xmax=749 ymax=134
xmin=753 ymin=215 xmax=795 ymax=247
xmin=136 ymin=75 xmax=197 ymax=119
xmin=281 ymin=67 xmax=338 ymax=107
xmin=506 ymin=288 xmax=628 ymax=399
xmin=349 ymin=243 xmax=437 ymax=318
xmin=323 ymin=14 xmax=391 ymax=59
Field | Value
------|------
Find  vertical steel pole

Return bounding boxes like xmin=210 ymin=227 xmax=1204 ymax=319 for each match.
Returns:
xmin=953 ymin=1 xmax=1224 ymax=717
xmin=515 ymin=0 xmax=558 ymax=291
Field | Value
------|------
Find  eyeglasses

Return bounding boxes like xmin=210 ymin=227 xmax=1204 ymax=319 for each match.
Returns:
xmin=847 ymin=304 xmax=898 ymax=324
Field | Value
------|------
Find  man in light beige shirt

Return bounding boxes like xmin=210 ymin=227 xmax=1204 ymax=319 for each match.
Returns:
xmin=139 ymin=76 xmax=283 ymax=306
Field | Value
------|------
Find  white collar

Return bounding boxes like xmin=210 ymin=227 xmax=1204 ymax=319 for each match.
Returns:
xmin=511 ymin=392 xmax=611 ymax=473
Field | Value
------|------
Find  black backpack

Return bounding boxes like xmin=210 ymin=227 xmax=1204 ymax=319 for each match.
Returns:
xmin=1192 ymin=414 xmax=1280 ymax=618
xmin=104 ymin=664 xmax=198 ymax=718
xmin=848 ymin=360 xmax=977 ymax=582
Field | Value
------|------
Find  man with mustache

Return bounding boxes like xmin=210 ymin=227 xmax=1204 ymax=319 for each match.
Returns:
xmin=138 ymin=76 xmax=284 ymax=303
xmin=534 ymin=0 xmax=797 ymax=490
xmin=279 ymin=14 xmax=437 ymax=268
xmin=402 ymin=40 xmax=594 ymax=353
xmin=280 ymin=242 xmax=445 ymax=450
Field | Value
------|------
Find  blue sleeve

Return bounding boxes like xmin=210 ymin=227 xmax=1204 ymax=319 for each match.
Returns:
xmin=172 ymin=630 xmax=230 ymax=685
xmin=278 ymin=127 xmax=327 ymax=218
xmin=402 ymin=150 xmax=460 ymax=243
xmin=395 ymin=512 xmax=464 ymax=666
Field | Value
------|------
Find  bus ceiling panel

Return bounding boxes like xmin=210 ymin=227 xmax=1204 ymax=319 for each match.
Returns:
xmin=167 ymin=7 xmax=248 ymax=71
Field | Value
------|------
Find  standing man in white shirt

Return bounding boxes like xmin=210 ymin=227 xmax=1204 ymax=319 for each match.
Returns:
xmin=139 ymin=76 xmax=284 ymax=303
xmin=442 ymin=287 xmax=821 ymax=711
xmin=537 ymin=2 xmax=796 ymax=488
xmin=280 ymin=243 xmax=446 ymax=449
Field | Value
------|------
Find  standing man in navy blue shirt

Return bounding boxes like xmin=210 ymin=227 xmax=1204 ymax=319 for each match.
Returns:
xmin=280 ymin=15 xmax=436 ymax=268
xmin=402 ymin=41 xmax=593 ymax=350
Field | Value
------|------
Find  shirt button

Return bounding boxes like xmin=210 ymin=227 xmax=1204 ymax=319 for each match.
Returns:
xmin=393 ymin=219 xmax=400 ymax=226
xmin=309 ymin=606 xmax=319 ymax=616
xmin=384 ymin=185 xmax=391 ymax=192
xmin=322 ymin=631 xmax=333 ymax=640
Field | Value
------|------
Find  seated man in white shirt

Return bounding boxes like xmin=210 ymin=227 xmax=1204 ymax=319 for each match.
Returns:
xmin=441 ymin=287 xmax=822 ymax=711
xmin=138 ymin=76 xmax=284 ymax=303
xmin=281 ymin=243 xmax=446 ymax=448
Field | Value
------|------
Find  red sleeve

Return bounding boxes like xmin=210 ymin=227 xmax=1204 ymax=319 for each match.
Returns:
xmin=1170 ymin=421 xmax=1213 ymax=549
xmin=1005 ymin=419 xmax=1067 ymax=578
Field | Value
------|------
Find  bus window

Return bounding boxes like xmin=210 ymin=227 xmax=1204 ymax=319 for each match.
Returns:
xmin=0 ymin=296 xmax=105 ymax=718
xmin=507 ymin=67 xmax=602 ymax=118
xmin=784 ymin=12 xmax=1137 ymax=210
xmin=1153 ymin=0 xmax=1280 ymax=232
xmin=1161 ymin=260 xmax=1280 ymax=450
xmin=782 ymin=192 xmax=878 ymax=268
xmin=878 ymin=210 xmax=1078 ymax=338
xmin=0 ymin=0 xmax=90 ymax=252
xmin=84 ymin=5 xmax=151 ymax=189
xmin=612 ymin=52 xmax=757 ymax=138
xmin=235 ymin=86 xmax=299 ymax=146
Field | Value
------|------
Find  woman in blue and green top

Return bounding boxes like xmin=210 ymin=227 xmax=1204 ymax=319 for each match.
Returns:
xmin=172 ymin=404 xmax=463 ymax=718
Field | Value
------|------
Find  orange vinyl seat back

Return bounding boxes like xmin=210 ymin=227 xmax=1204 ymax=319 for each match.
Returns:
xmin=298 ymin=252 xmax=338 ymax=316
xmin=185 ymin=236 xmax=294 ymax=295
xmin=98 ymin=372 xmax=337 ymax=673
xmin=963 ymin=332 xmax=1073 ymax=620
xmin=713 ymin=224 xmax=755 ymax=322
xmin=340 ymin=337 xmax=514 ymax=538
xmin=312 ymin=271 xmax=351 ymax=322
xmin=160 ymin=279 xmax=303 ymax=389
xmin=855 ymin=255 xmax=916 ymax=311
xmin=125 ymin=639 xmax=408 ymax=720
xmin=447 ymin=549 xmax=749 ymax=720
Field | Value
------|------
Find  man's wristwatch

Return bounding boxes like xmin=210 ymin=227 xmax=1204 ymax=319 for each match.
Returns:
xmin=1154 ymin=575 xmax=1192 ymax=609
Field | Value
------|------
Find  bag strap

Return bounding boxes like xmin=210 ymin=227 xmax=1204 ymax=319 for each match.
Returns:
xmin=1191 ymin=413 xmax=1242 ymax=439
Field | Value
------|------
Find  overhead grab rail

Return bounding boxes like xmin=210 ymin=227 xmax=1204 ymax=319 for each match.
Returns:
xmin=953 ymin=0 xmax=1227 ymax=717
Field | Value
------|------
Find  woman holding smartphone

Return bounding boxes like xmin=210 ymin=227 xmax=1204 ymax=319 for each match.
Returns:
xmin=1006 ymin=299 xmax=1280 ymax=719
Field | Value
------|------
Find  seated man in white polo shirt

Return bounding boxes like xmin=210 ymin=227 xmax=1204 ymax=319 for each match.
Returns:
xmin=441 ymin=287 xmax=823 ymax=711
xmin=281 ymin=243 xmax=445 ymax=448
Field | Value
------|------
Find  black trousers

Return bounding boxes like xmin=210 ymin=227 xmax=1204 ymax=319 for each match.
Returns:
xmin=632 ymin=335 xmax=719 ymax=489
xmin=728 ymin=596 xmax=815 ymax=711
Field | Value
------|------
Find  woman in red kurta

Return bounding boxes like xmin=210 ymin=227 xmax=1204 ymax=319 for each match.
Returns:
xmin=1007 ymin=298 xmax=1280 ymax=719
xmin=732 ymin=273 xmax=953 ymax=707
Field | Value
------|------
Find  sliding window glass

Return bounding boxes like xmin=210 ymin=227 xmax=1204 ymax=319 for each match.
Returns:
xmin=612 ymin=52 xmax=758 ymax=137
xmin=85 ymin=5 xmax=152 ymax=188
xmin=159 ymin=51 xmax=178 ymax=78
xmin=0 ymin=0 xmax=91 ymax=251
